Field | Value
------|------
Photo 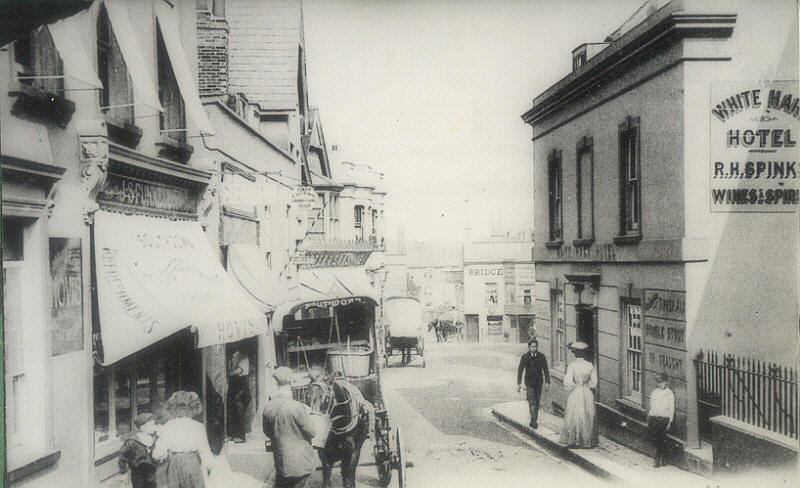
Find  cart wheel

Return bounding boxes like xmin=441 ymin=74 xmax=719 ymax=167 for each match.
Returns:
xmin=375 ymin=418 xmax=392 ymax=486
xmin=396 ymin=425 xmax=407 ymax=488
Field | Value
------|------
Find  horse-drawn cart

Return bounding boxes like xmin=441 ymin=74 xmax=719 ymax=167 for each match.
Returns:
xmin=272 ymin=267 xmax=409 ymax=487
xmin=383 ymin=296 xmax=425 ymax=367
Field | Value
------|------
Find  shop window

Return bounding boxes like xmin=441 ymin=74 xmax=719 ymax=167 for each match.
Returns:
xmin=94 ymin=353 xmax=170 ymax=452
xmin=624 ymin=302 xmax=643 ymax=403
xmin=3 ymin=217 xmax=49 ymax=467
xmin=547 ymin=149 xmax=563 ymax=243
xmin=94 ymin=371 xmax=110 ymax=443
xmin=618 ymin=117 xmax=641 ymax=238
xmin=115 ymin=368 xmax=133 ymax=437
xmin=157 ymin=24 xmax=187 ymax=148
xmin=97 ymin=5 xmax=136 ymax=129
xmin=551 ymin=289 xmax=566 ymax=370
xmin=576 ymin=137 xmax=594 ymax=241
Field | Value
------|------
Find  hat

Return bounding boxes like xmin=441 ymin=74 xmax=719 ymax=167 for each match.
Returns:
xmin=273 ymin=366 xmax=293 ymax=386
xmin=655 ymin=373 xmax=669 ymax=382
xmin=134 ymin=412 xmax=154 ymax=427
xmin=570 ymin=341 xmax=589 ymax=351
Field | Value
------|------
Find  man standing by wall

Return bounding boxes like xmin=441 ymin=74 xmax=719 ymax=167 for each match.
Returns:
xmin=517 ymin=339 xmax=551 ymax=429
xmin=262 ymin=367 xmax=316 ymax=488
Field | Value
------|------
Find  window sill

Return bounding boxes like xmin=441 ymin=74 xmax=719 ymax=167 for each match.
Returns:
xmin=6 ymin=449 xmax=61 ymax=484
xmin=104 ymin=114 xmax=143 ymax=149
xmin=155 ymin=135 xmax=194 ymax=164
xmin=615 ymin=396 xmax=648 ymax=421
xmin=613 ymin=234 xmax=642 ymax=246
xmin=545 ymin=239 xmax=563 ymax=249
xmin=9 ymin=83 xmax=75 ymax=127
xmin=572 ymin=238 xmax=594 ymax=247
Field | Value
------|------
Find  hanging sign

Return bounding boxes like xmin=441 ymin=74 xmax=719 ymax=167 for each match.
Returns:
xmin=710 ymin=81 xmax=799 ymax=212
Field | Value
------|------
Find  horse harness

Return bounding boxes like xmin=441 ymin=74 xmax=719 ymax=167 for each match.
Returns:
xmin=329 ymin=380 xmax=375 ymax=439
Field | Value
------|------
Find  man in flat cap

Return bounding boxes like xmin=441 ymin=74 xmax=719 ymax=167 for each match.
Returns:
xmin=263 ymin=367 xmax=316 ymax=488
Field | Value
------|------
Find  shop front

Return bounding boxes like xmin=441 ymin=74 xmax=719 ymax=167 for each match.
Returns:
xmin=89 ymin=155 xmax=267 ymax=481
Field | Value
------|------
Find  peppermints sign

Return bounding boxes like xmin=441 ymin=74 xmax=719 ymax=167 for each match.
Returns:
xmin=710 ymin=81 xmax=799 ymax=212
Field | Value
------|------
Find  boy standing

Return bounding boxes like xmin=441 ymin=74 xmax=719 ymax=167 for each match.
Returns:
xmin=647 ymin=373 xmax=675 ymax=467
xmin=119 ymin=412 xmax=158 ymax=488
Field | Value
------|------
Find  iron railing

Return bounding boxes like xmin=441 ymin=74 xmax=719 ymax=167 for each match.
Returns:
xmin=695 ymin=350 xmax=798 ymax=440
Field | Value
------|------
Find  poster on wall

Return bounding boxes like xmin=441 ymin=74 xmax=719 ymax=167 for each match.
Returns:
xmin=487 ymin=315 xmax=503 ymax=336
xmin=710 ymin=81 xmax=799 ymax=212
xmin=50 ymin=238 xmax=83 ymax=356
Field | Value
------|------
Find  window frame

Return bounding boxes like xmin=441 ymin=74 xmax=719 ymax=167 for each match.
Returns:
xmin=156 ymin=22 xmax=187 ymax=146
xmin=551 ymin=288 xmax=566 ymax=372
xmin=13 ymin=26 xmax=64 ymax=94
xmin=622 ymin=299 xmax=644 ymax=404
xmin=547 ymin=149 xmax=563 ymax=244
xmin=618 ymin=117 xmax=642 ymax=239
xmin=97 ymin=4 xmax=135 ymax=125
xmin=576 ymin=136 xmax=594 ymax=242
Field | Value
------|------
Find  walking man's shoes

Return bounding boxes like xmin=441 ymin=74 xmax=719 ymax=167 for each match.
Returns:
xmin=529 ymin=421 xmax=538 ymax=429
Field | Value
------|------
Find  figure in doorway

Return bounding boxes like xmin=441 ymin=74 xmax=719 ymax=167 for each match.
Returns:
xmin=228 ymin=350 xmax=251 ymax=443
xmin=560 ymin=342 xmax=598 ymax=448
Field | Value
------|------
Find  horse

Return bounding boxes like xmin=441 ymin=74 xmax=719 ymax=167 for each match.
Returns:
xmin=306 ymin=375 xmax=374 ymax=488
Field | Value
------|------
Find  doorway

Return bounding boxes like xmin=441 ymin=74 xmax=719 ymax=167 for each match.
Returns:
xmin=576 ymin=305 xmax=597 ymax=363
xmin=465 ymin=314 xmax=479 ymax=343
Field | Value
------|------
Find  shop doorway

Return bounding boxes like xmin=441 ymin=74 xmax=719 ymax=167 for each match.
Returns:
xmin=225 ymin=337 xmax=258 ymax=442
xmin=518 ymin=315 xmax=535 ymax=343
xmin=465 ymin=314 xmax=479 ymax=343
xmin=576 ymin=305 xmax=597 ymax=363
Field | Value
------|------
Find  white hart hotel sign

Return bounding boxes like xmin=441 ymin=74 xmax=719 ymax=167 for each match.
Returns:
xmin=710 ymin=81 xmax=799 ymax=212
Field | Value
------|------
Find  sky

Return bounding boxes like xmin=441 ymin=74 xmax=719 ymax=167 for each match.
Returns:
xmin=303 ymin=0 xmax=644 ymax=242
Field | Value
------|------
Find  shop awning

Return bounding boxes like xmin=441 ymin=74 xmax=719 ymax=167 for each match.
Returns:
xmin=103 ymin=0 xmax=163 ymax=113
xmin=47 ymin=9 xmax=102 ymax=89
xmin=272 ymin=266 xmax=379 ymax=333
xmin=227 ymin=244 xmax=271 ymax=313
xmin=93 ymin=211 xmax=266 ymax=365
xmin=155 ymin=2 xmax=216 ymax=135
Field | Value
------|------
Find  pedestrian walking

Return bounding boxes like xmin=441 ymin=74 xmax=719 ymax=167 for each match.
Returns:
xmin=118 ymin=412 xmax=158 ymax=488
xmin=152 ymin=391 xmax=214 ymax=488
xmin=228 ymin=349 xmax=252 ymax=443
xmin=647 ymin=373 xmax=675 ymax=467
xmin=560 ymin=342 xmax=598 ymax=448
xmin=262 ymin=367 xmax=316 ymax=488
xmin=516 ymin=338 xmax=551 ymax=429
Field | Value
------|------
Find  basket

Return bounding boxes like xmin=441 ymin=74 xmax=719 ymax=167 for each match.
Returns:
xmin=327 ymin=346 xmax=372 ymax=377
xmin=310 ymin=412 xmax=332 ymax=448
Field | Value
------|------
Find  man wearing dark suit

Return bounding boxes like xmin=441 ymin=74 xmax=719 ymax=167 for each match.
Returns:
xmin=517 ymin=338 xmax=551 ymax=429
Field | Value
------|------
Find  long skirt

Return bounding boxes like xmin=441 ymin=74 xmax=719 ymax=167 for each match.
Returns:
xmin=166 ymin=452 xmax=205 ymax=488
xmin=560 ymin=384 xmax=597 ymax=447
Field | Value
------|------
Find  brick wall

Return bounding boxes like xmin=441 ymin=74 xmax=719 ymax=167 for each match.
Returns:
xmin=196 ymin=8 xmax=229 ymax=96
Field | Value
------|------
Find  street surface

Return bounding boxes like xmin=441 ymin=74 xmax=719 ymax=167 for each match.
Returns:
xmin=301 ymin=340 xmax=604 ymax=488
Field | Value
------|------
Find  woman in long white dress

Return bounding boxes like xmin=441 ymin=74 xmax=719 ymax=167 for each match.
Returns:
xmin=560 ymin=342 xmax=598 ymax=448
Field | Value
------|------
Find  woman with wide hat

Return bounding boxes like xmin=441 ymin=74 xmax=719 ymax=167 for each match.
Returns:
xmin=560 ymin=342 xmax=598 ymax=448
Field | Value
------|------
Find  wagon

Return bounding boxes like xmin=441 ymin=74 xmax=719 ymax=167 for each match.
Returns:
xmin=272 ymin=267 xmax=410 ymax=487
xmin=383 ymin=296 xmax=425 ymax=367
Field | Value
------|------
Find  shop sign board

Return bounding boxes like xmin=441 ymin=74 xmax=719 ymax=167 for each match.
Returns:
xmin=645 ymin=343 xmax=686 ymax=378
xmin=291 ymin=185 xmax=318 ymax=209
xmin=710 ymin=81 xmax=799 ymax=212
xmin=487 ymin=315 xmax=503 ymax=336
xmin=50 ymin=238 xmax=84 ymax=356
xmin=98 ymin=173 xmax=197 ymax=214
xmin=302 ymin=296 xmax=367 ymax=310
